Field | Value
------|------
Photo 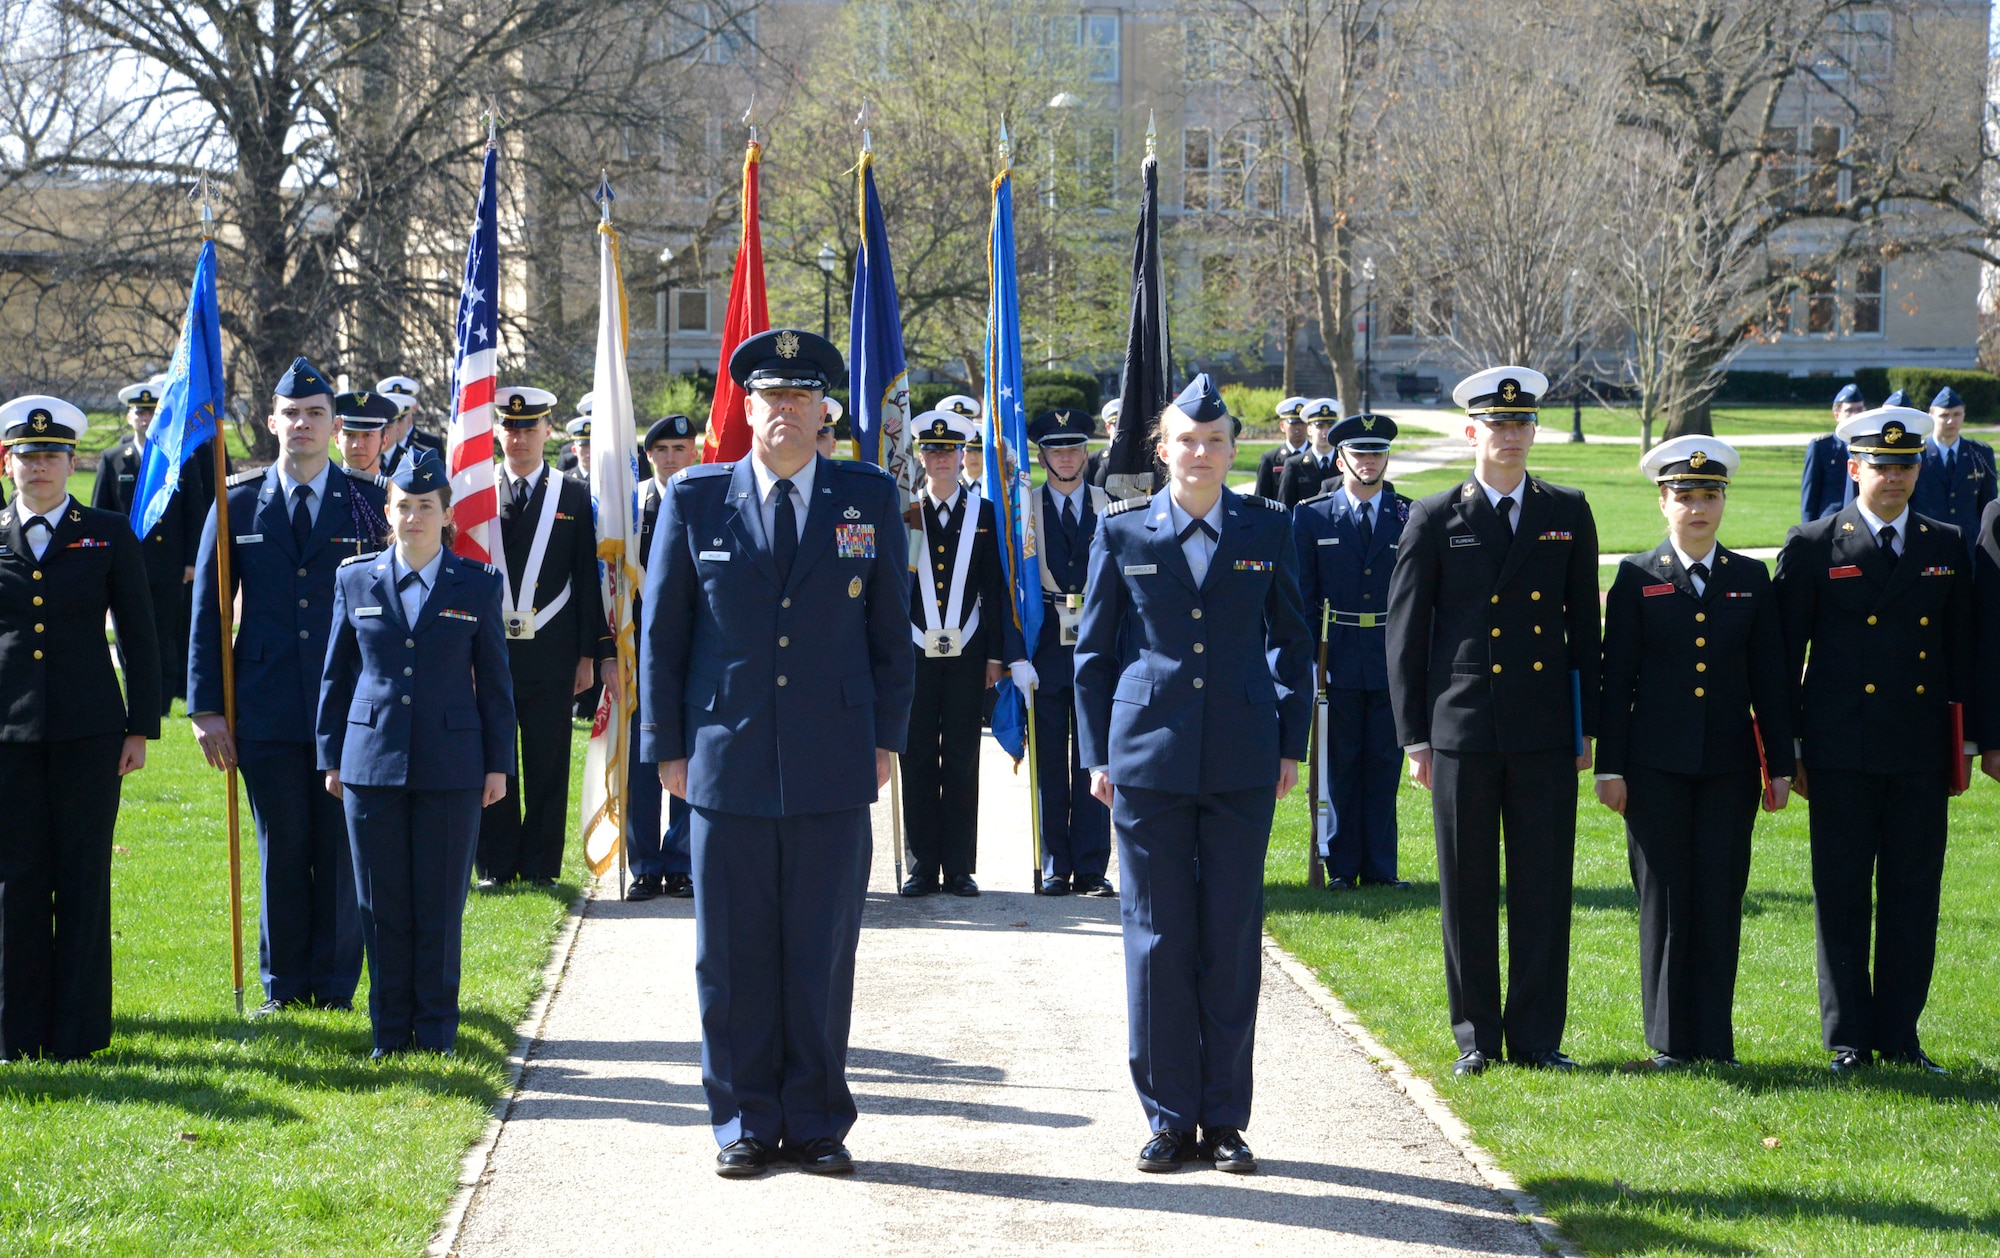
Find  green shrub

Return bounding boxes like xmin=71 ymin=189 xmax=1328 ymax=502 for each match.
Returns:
xmin=1714 ymin=371 xmax=1801 ymax=404
xmin=1221 ymin=386 xmax=1293 ymax=436
xmin=1024 ymin=369 xmax=1100 ymax=414
xmin=1853 ymin=367 xmax=1892 ymax=402
xmin=1024 ymin=384 xmax=1087 ymax=417
xmin=637 ymin=372 xmax=712 ymax=424
xmin=909 ymin=382 xmax=961 ymax=415
xmin=1887 ymin=367 xmax=2000 ymax=420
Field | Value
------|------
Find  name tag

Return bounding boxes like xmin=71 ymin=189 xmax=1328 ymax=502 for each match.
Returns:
xmin=356 ymin=606 xmax=384 ymax=618
xmin=1317 ymin=537 xmax=1339 ymax=546
xmin=1829 ymin=565 xmax=1863 ymax=580
xmin=441 ymin=609 xmax=478 ymax=623
xmin=236 ymin=533 xmax=263 ymax=544
xmin=1123 ymin=564 xmax=1158 ymax=575
xmin=1642 ymin=583 xmax=1675 ymax=597
xmin=1450 ymin=535 xmax=1480 ymax=548
xmin=699 ymin=550 xmax=731 ymax=561
xmin=836 ymin=523 xmax=877 ymax=559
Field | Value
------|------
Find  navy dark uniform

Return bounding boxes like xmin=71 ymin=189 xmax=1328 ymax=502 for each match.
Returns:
xmin=1909 ymin=386 xmax=1994 ymax=558
xmin=1074 ymin=375 xmax=1313 ymax=1172
xmin=625 ymin=414 xmax=696 ymax=901
xmin=1275 ymin=397 xmax=1342 ymax=508
xmin=189 ymin=358 xmax=389 ymax=1012
xmin=1386 ymin=366 xmax=1600 ymax=1074
xmin=1776 ymin=406 xmax=1971 ymax=1074
xmin=0 ymin=396 xmax=160 ymax=1061
xmin=477 ymin=387 xmax=609 ymax=886
xmin=318 ymin=455 xmax=515 ymax=1055
xmin=1087 ymin=398 xmax=1119 ymax=489
xmin=1292 ymin=414 xmax=1408 ymax=888
xmin=1598 ymin=437 xmax=1795 ymax=1066
xmin=640 ymin=330 xmax=913 ymax=1175
xmin=92 ymin=381 xmax=203 ymax=716
xmin=1800 ymin=383 xmax=1866 ymax=523
xmin=1251 ymin=396 xmax=1309 ymax=500
xmin=1027 ymin=408 xmax=1113 ymax=895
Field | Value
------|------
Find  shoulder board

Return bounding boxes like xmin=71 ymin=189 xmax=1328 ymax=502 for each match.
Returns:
xmin=227 ymin=468 xmax=267 ymax=488
xmin=457 ymin=558 xmax=501 ymax=576
xmin=1300 ymin=487 xmax=1337 ymax=507
xmin=828 ymin=458 xmax=891 ymax=478
xmin=1241 ymin=494 xmax=1287 ymax=512
xmin=1105 ymin=496 xmax=1150 ymax=516
xmin=371 ymin=472 xmax=391 ymax=489
xmin=339 ymin=551 xmax=381 ymax=567
xmin=675 ymin=462 xmax=732 ymax=482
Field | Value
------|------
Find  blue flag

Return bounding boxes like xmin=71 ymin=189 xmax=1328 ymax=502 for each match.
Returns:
xmin=848 ymin=150 xmax=914 ymax=497
xmin=132 ymin=239 xmax=223 ymax=539
xmin=982 ymin=154 xmax=1042 ymax=762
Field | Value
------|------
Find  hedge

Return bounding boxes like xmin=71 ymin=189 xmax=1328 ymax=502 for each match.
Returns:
xmin=1024 ymin=384 xmax=1088 ymax=417
xmin=1886 ymin=368 xmax=1999 ymax=420
xmin=908 ymin=382 xmax=962 ymax=415
xmin=1024 ymin=369 xmax=1100 ymax=415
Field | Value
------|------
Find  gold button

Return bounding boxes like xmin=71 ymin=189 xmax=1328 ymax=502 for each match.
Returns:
xmin=1490 ymin=628 xmax=1501 ymax=638
xmin=31 ymin=571 xmax=40 ymax=580
xmin=31 ymin=596 xmax=41 ymax=606
xmin=1531 ymin=591 xmax=1542 ymax=601
xmin=1917 ymin=685 xmax=1926 ymax=694
xmin=937 ymin=546 xmax=945 ymax=553
xmin=1867 ymin=615 xmax=1877 ymax=625
xmin=1865 ymin=683 xmax=1876 ymax=694
xmin=32 ymin=623 xmax=42 ymax=634
xmin=778 ymin=636 xmax=789 ymax=648
xmin=1193 ymin=643 xmax=1204 ymax=653
xmin=33 ymin=649 xmax=42 ymax=660
xmin=1696 ymin=662 xmax=1706 ymax=672
xmin=1921 ymin=616 xmax=1930 ymax=626
xmin=1694 ymin=686 xmax=1704 ymax=697
xmin=1490 ymin=595 xmax=1500 ymax=605
xmin=1695 ymin=612 xmax=1705 ymax=623
xmin=1533 ymin=625 xmax=1542 ymax=635
xmin=777 ymin=675 xmax=788 ymax=687
xmin=1533 ymin=661 xmax=1544 ymax=671
xmin=1191 ymin=609 xmax=1202 ymax=619
xmin=1491 ymin=664 xmax=1502 ymax=674
xmin=1695 ymin=637 xmax=1705 ymax=647
xmin=1919 ymin=651 xmax=1927 ymax=660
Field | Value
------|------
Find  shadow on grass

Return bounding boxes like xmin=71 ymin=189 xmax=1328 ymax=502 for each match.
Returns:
xmin=1265 ymin=883 xmax=1439 ymax=920
xmin=0 ymin=1059 xmax=305 ymax=1122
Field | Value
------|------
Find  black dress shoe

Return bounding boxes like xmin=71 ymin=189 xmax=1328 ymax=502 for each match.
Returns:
xmin=1326 ymin=875 xmax=1358 ymax=891
xmin=945 ymin=875 xmax=980 ymax=897
xmin=1621 ymin=1052 xmax=1684 ymax=1072
xmin=1882 ymin=1048 xmax=1946 ymax=1075
xmin=1452 ymin=1050 xmax=1489 ymax=1076
xmin=715 ymin=1137 xmax=775 ymax=1178
xmin=789 ymin=1136 xmax=855 ymax=1175
xmin=319 ymin=999 xmax=354 ymax=1013
xmin=1136 ymin=1129 xmax=1198 ymax=1172
xmin=249 ymin=998 xmax=299 ymax=1020
xmin=1040 ymin=875 xmax=1071 ymax=895
xmin=899 ymin=876 xmax=936 ymax=897
xmin=1515 ymin=1049 xmax=1579 ymax=1072
xmin=369 ymin=1044 xmax=408 ymax=1061
xmin=474 ymin=877 xmax=502 ymax=892
xmin=1361 ymin=877 xmax=1414 ymax=890
xmin=1830 ymin=1049 xmax=1871 ymax=1075
xmin=1199 ymin=1126 xmax=1257 ymax=1173
xmin=663 ymin=873 xmax=694 ymax=898
xmin=531 ymin=876 xmax=557 ymax=889
xmin=624 ymin=874 xmax=660 ymax=902
xmin=1077 ymin=876 xmax=1117 ymax=898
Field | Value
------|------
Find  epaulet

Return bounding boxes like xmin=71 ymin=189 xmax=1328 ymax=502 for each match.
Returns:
xmin=466 ymin=558 xmax=501 ymax=575
xmin=1105 ymin=496 xmax=1149 ymax=516
xmin=1300 ymin=487 xmax=1337 ymax=507
xmin=227 ymin=468 xmax=266 ymax=488
xmin=371 ymin=472 xmax=391 ymax=489
xmin=1242 ymin=494 xmax=1288 ymax=512
xmin=339 ymin=551 xmax=381 ymax=568
xmin=675 ymin=462 xmax=732 ymax=482
xmin=830 ymin=459 xmax=894 ymax=483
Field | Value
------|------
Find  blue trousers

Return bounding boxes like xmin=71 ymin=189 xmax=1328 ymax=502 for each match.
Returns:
xmin=1035 ymin=685 xmax=1109 ymax=882
xmin=1113 ymin=784 xmax=1273 ymax=1133
xmin=1323 ymin=687 xmax=1401 ymax=882
xmin=691 ymin=805 xmax=870 ymax=1148
xmin=239 ymin=739 xmax=362 ymax=1004
xmin=625 ymin=708 xmax=690 ymax=877
xmin=343 ymin=784 xmax=481 ymax=1053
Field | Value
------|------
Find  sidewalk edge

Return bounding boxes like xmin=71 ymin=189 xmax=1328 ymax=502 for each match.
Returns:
xmin=427 ymin=883 xmax=596 ymax=1258
xmin=1261 ymin=933 xmax=1582 ymax=1258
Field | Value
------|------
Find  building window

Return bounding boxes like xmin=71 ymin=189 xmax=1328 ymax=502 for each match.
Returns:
xmin=1849 ymin=262 xmax=1882 ymax=335
xmin=1082 ymin=13 xmax=1119 ymax=83
xmin=1183 ymin=127 xmax=1213 ymax=212
xmin=676 ymin=288 xmax=710 ymax=332
xmin=1805 ymin=270 xmax=1837 ymax=334
xmin=1075 ymin=125 xmax=1117 ymax=207
xmin=1386 ymin=289 xmax=1450 ymax=339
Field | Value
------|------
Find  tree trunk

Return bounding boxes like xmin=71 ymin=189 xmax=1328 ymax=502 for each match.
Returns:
xmin=1281 ymin=308 xmax=1298 ymax=395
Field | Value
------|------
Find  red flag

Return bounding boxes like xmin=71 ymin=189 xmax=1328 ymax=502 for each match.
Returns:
xmin=702 ymin=141 xmax=769 ymax=463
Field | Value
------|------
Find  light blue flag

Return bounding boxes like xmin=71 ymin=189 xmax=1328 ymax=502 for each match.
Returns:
xmin=982 ymin=147 xmax=1042 ymax=762
xmin=132 ymin=239 xmax=223 ymax=538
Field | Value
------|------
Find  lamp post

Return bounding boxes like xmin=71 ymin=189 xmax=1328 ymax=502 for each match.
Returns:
xmin=817 ymin=242 xmax=838 ymax=340
xmin=1570 ymin=340 xmax=1585 ymax=444
xmin=1359 ymin=256 xmax=1375 ymax=413
xmin=656 ymin=244 xmax=675 ymax=373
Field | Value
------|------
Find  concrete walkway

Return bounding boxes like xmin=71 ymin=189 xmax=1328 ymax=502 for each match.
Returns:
xmin=446 ymin=744 xmax=1545 ymax=1257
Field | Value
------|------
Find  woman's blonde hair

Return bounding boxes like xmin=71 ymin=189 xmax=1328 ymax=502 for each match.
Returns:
xmin=386 ymin=481 xmax=457 ymax=551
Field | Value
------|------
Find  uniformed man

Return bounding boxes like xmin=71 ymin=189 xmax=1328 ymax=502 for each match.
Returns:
xmin=1909 ymin=386 xmax=1993 ymax=557
xmin=1276 ymin=397 xmax=1343 ymax=507
xmin=641 ymin=327 xmax=914 ymax=1177
xmin=1387 ymin=365 xmax=1601 ymax=1076
xmin=1777 ymin=404 xmax=1971 ymax=1075
xmin=1027 ymin=407 xmax=1113 ymax=896
xmin=817 ymin=396 xmax=845 ymax=459
xmin=476 ymin=386 xmax=610 ymax=890
xmin=558 ymin=394 xmax=591 ymax=477
xmin=1088 ymin=397 xmax=1120 ymax=489
xmin=1293 ymin=412 xmax=1410 ymax=891
xmin=897 ymin=411 xmax=1027 ymax=898
xmin=1597 ymin=436 xmax=1794 ymax=1068
xmin=1800 ymin=382 xmax=1868 ymax=523
xmin=189 ymin=357 xmax=390 ymax=1015
xmin=626 ymin=413 xmax=701 ymax=902
xmin=92 ymin=379 xmax=201 ymax=716
xmin=1253 ymin=396 xmax=1310 ymax=500
xmin=936 ymin=395 xmax=986 ymax=495
xmin=0 ymin=395 xmax=159 ymax=1061
xmin=1075 ymin=373 xmax=1313 ymax=1173
xmin=333 ymin=391 xmax=398 ymax=482
xmin=375 ymin=376 xmax=443 ymax=472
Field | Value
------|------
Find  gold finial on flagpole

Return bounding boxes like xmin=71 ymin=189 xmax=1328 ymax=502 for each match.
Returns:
xmin=1145 ymin=109 xmax=1156 ymax=162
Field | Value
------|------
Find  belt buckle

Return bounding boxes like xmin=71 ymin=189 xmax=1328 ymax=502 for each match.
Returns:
xmin=1358 ymin=612 xmax=1377 ymax=629
xmin=503 ymin=611 xmax=536 ymax=640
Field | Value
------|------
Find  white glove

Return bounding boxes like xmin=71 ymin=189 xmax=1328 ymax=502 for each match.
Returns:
xmin=1010 ymin=660 xmax=1039 ymax=700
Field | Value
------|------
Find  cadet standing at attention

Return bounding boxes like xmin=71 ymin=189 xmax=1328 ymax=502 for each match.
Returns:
xmin=1088 ymin=397 xmax=1120 ymax=489
xmin=92 ymin=379 xmax=201 ymax=716
xmin=817 ymin=396 xmax=844 ymax=460
xmin=319 ymin=454 xmax=514 ymax=1057
xmin=1387 ymin=366 xmax=1600 ymax=1077
xmin=333 ymin=391 xmax=399 ymax=482
xmin=1276 ymin=397 xmax=1343 ymax=508
xmin=641 ymin=328 xmax=913 ymax=1177
xmin=476 ymin=387 xmax=610 ymax=890
xmin=1776 ymin=404 xmax=1971 ymax=1075
xmin=1800 ymin=382 xmax=1868 ymax=523
xmin=1293 ymin=412 xmax=1411 ymax=891
xmin=1253 ymin=396 xmax=1310 ymax=501
xmin=625 ymin=414 xmax=701 ymax=902
xmin=1075 ymin=374 xmax=1312 ymax=1174
xmin=1596 ymin=436 xmax=1794 ymax=1068
xmin=1027 ymin=407 xmax=1114 ymax=897
xmin=0 ymin=395 xmax=159 ymax=1062
xmin=189 ymin=358 xmax=389 ymax=1016
xmin=1909 ymin=386 xmax=1993 ymax=558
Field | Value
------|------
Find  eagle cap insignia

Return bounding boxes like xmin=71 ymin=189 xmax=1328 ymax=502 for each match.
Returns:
xmin=1689 ymin=449 xmax=1708 ymax=470
xmin=775 ymin=330 xmax=801 ymax=359
xmin=1499 ymin=380 xmax=1519 ymax=403
xmin=1884 ymin=422 xmax=1905 ymax=443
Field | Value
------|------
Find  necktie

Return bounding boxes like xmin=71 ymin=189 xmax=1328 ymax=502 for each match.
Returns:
xmin=1878 ymin=523 xmax=1898 ymax=561
xmin=1689 ymin=560 xmax=1710 ymax=597
xmin=1496 ymin=496 xmax=1515 ymax=539
xmin=1355 ymin=501 xmax=1374 ymax=551
xmin=291 ymin=485 xmax=312 ymax=549
xmin=24 ymin=516 xmax=49 ymax=535
xmin=773 ymin=479 xmax=798 ymax=584
xmin=1060 ymin=495 xmax=1078 ymax=549
xmin=515 ymin=477 xmax=532 ymax=513
xmin=1178 ymin=518 xmax=1217 ymax=544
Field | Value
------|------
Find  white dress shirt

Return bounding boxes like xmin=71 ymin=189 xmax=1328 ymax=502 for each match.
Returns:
xmin=1854 ymin=501 xmax=1909 ymax=556
xmin=748 ymin=452 xmax=815 ymax=546
xmin=1167 ymin=492 xmax=1226 ymax=587
xmin=1671 ymin=541 xmax=1718 ymax=596
xmin=391 ymin=544 xmax=444 ymax=626
xmin=17 ymin=495 xmax=70 ymax=561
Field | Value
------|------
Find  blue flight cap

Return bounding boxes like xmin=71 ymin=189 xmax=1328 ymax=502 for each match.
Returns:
xmin=1932 ymin=385 xmax=1965 ymax=411
xmin=1883 ymin=389 xmax=1910 ymax=408
xmin=646 ymin=414 xmax=695 ymax=446
xmin=1832 ymin=382 xmax=1864 ymax=406
xmin=390 ymin=445 xmax=449 ymax=494
xmin=1170 ymin=372 xmax=1234 ymax=429
xmin=274 ymin=356 xmax=333 ymax=399
xmin=728 ymin=328 xmax=845 ymax=393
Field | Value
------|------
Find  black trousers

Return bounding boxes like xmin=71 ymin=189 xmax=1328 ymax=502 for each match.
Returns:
xmin=1034 ymin=684 xmax=1109 ymax=882
xmin=478 ymin=677 xmax=576 ymax=882
xmin=1432 ymin=748 xmax=1576 ymax=1059
xmin=1625 ymin=766 xmax=1760 ymax=1061
xmin=1807 ymin=769 xmax=1949 ymax=1057
xmin=149 ymin=579 xmax=188 ymax=712
xmin=0 ymin=733 xmax=123 ymax=1061
xmin=902 ymin=651 xmax=987 ymax=883
xmin=239 ymin=738 xmax=362 ymax=1003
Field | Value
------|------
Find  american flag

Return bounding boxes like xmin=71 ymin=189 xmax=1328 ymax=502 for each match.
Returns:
xmin=447 ymin=140 xmax=500 ymax=562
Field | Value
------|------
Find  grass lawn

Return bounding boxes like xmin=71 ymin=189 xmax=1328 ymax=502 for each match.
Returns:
xmin=1264 ymin=772 xmax=2000 ymax=1255
xmin=0 ymin=702 xmax=589 ymax=1257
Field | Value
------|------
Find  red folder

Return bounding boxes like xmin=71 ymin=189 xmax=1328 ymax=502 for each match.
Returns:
xmin=1751 ymin=715 xmax=1783 ymax=812
xmin=1950 ymin=702 xmax=1969 ymax=795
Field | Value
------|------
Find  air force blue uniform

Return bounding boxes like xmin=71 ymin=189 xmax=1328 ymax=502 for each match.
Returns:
xmin=1031 ymin=481 xmax=1111 ymax=887
xmin=1075 ymin=486 xmax=1313 ymax=1136
xmin=189 ymin=464 xmax=388 ymax=1006
xmin=640 ymin=454 xmax=913 ymax=1148
xmin=1910 ymin=437 xmax=1995 ymax=557
xmin=1800 ymin=434 xmax=1854 ymax=523
xmin=318 ymin=548 xmax=515 ymax=1052
xmin=626 ymin=477 xmax=690 ymax=882
xmin=1293 ymin=484 xmax=1409 ymax=884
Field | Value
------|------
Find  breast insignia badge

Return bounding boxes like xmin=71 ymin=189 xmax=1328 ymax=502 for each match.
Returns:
xmin=848 ymin=576 xmax=863 ymax=598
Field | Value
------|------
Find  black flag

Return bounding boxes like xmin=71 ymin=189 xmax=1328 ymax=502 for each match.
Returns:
xmin=1107 ymin=138 xmax=1172 ymax=500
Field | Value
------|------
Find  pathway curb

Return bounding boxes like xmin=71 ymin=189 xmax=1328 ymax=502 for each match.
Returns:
xmin=427 ymin=885 xmax=596 ymax=1258
xmin=1262 ymin=933 xmax=1581 ymax=1257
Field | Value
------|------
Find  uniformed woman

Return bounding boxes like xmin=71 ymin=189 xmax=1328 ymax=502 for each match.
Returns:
xmin=0 ymin=395 xmax=160 ymax=1061
xmin=1596 ymin=435 xmax=1794 ymax=1068
xmin=1074 ymin=374 xmax=1313 ymax=1174
xmin=318 ymin=453 xmax=515 ymax=1057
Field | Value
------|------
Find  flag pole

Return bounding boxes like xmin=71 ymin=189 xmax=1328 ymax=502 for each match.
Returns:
xmin=1308 ymin=599 xmax=1329 ymax=890
xmin=1024 ymin=688 xmax=1044 ymax=894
